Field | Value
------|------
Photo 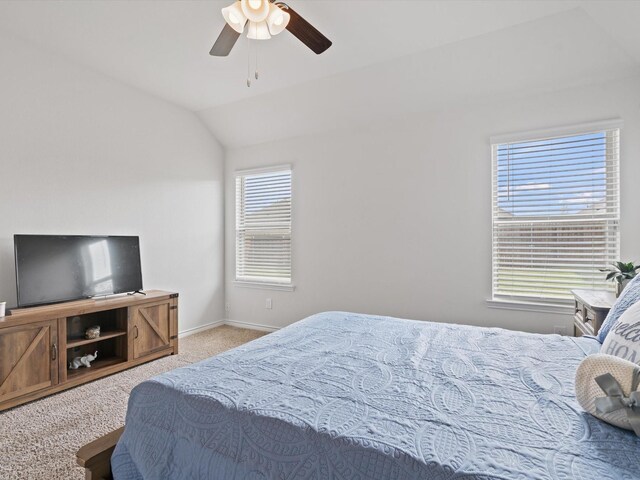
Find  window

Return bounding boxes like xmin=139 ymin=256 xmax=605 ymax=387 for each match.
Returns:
xmin=491 ymin=122 xmax=620 ymax=305
xmin=235 ymin=166 xmax=292 ymax=286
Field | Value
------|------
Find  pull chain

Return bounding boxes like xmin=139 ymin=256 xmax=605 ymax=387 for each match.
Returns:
xmin=247 ymin=36 xmax=251 ymax=87
xmin=246 ymin=36 xmax=261 ymax=87
xmin=255 ymin=40 xmax=259 ymax=80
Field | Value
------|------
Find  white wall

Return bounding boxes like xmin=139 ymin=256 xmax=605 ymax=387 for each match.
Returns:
xmin=200 ymin=8 xmax=639 ymax=148
xmin=0 ymin=34 xmax=225 ymax=332
xmin=224 ymin=75 xmax=640 ymax=334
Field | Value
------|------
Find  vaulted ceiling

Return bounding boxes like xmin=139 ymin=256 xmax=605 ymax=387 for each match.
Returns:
xmin=0 ymin=1 xmax=638 ymax=148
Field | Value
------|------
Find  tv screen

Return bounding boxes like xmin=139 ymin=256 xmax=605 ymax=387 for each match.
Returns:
xmin=14 ymin=235 xmax=143 ymax=307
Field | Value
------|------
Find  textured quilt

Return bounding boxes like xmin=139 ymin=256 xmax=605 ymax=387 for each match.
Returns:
xmin=112 ymin=312 xmax=640 ymax=479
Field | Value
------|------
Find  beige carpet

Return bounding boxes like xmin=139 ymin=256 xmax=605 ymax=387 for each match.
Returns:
xmin=0 ymin=325 xmax=266 ymax=480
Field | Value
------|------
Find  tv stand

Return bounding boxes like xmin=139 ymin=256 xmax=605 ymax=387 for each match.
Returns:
xmin=0 ymin=290 xmax=178 ymax=411
xmin=127 ymin=290 xmax=147 ymax=296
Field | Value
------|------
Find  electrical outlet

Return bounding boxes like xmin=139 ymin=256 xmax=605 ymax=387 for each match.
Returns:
xmin=225 ymin=302 xmax=230 ymax=313
xmin=266 ymin=298 xmax=272 ymax=309
xmin=554 ymin=326 xmax=567 ymax=336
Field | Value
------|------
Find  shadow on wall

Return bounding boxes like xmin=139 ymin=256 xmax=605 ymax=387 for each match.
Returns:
xmin=0 ymin=237 xmax=17 ymax=308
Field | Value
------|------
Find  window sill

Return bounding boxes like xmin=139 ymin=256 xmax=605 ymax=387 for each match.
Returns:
xmin=233 ymin=281 xmax=296 ymax=292
xmin=486 ymin=298 xmax=573 ymax=315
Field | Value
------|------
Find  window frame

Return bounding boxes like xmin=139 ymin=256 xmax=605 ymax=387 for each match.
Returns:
xmin=234 ymin=165 xmax=294 ymax=291
xmin=488 ymin=120 xmax=622 ymax=312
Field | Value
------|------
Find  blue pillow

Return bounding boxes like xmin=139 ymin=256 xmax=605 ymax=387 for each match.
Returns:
xmin=598 ymin=274 xmax=640 ymax=342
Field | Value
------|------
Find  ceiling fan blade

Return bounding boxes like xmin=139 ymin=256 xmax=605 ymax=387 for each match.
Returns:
xmin=284 ymin=5 xmax=332 ymax=55
xmin=210 ymin=24 xmax=241 ymax=57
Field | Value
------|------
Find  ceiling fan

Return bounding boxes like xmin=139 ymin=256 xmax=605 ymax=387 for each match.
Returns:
xmin=210 ymin=0 xmax=332 ymax=57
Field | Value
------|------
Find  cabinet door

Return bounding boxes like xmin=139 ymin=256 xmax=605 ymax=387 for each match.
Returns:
xmin=0 ymin=320 xmax=58 ymax=404
xmin=132 ymin=301 xmax=171 ymax=359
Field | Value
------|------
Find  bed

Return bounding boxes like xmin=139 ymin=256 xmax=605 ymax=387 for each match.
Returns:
xmin=105 ymin=311 xmax=639 ymax=479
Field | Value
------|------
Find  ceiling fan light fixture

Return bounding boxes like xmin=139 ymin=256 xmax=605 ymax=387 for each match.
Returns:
xmin=266 ymin=3 xmax=290 ymax=35
xmin=210 ymin=1 xmax=332 ymax=58
xmin=247 ymin=21 xmax=271 ymax=40
xmin=240 ymin=0 xmax=270 ymax=23
xmin=222 ymin=1 xmax=247 ymax=34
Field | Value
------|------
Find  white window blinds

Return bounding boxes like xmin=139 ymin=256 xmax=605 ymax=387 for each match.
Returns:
xmin=236 ymin=167 xmax=292 ymax=284
xmin=492 ymin=125 xmax=620 ymax=303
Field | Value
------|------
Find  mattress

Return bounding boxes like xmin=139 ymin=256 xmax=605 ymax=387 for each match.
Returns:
xmin=111 ymin=312 xmax=640 ymax=479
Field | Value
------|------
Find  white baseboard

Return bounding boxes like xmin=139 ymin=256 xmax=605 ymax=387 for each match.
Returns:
xmin=177 ymin=319 xmax=280 ymax=338
xmin=224 ymin=319 xmax=280 ymax=333
xmin=178 ymin=319 xmax=225 ymax=338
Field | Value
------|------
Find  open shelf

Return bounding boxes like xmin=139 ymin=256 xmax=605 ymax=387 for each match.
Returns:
xmin=67 ymin=357 xmax=125 ymax=381
xmin=66 ymin=330 xmax=127 ymax=349
xmin=66 ymin=329 xmax=128 ymax=381
xmin=66 ymin=308 xmax=128 ymax=345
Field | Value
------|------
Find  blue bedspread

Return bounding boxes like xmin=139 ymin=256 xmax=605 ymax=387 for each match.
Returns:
xmin=112 ymin=312 xmax=640 ymax=479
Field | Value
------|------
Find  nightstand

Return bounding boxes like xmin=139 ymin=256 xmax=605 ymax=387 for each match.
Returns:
xmin=571 ymin=289 xmax=616 ymax=337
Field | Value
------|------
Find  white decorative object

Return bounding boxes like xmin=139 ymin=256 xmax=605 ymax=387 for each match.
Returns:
xmin=0 ymin=301 xmax=6 ymax=317
xmin=575 ymin=353 xmax=640 ymax=435
xmin=69 ymin=351 xmax=98 ymax=370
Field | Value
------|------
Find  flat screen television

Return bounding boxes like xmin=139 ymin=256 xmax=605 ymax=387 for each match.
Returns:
xmin=14 ymin=235 xmax=143 ymax=308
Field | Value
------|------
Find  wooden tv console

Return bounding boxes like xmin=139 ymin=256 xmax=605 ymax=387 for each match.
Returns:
xmin=0 ymin=290 xmax=178 ymax=411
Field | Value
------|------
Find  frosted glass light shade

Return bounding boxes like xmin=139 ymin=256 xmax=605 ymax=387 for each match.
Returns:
xmin=247 ymin=21 xmax=271 ymax=40
xmin=222 ymin=2 xmax=247 ymax=33
xmin=266 ymin=3 xmax=290 ymax=35
xmin=240 ymin=0 xmax=269 ymax=23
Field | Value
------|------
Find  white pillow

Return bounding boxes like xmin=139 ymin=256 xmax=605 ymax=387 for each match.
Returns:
xmin=601 ymin=300 xmax=640 ymax=364
xmin=575 ymin=353 xmax=640 ymax=435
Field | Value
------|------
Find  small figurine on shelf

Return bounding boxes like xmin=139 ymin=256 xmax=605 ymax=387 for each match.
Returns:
xmin=69 ymin=351 xmax=98 ymax=370
xmin=85 ymin=325 xmax=100 ymax=340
